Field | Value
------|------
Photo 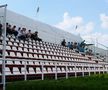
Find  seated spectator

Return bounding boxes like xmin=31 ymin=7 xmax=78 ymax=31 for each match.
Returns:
xmin=67 ymin=42 xmax=71 ymax=48
xmin=6 ymin=23 xmax=12 ymax=36
xmin=11 ymin=25 xmax=18 ymax=37
xmin=18 ymin=28 xmax=26 ymax=40
xmin=0 ymin=23 xmax=2 ymax=36
xmin=73 ymin=42 xmax=79 ymax=52
xmin=73 ymin=42 xmax=77 ymax=49
xmin=26 ymin=30 xmax=32 ymax=39
xmin=31 ymin=31 xmax=42 ymax=41
xmin=70 ymin=42 xmax=73 ymax=50
xmin=77 ymin=43 xmax=85 ymax=53
xmin=61 ymin=39 xmax=66 ymax=47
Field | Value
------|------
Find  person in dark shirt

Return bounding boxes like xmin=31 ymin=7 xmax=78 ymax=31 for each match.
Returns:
xmin=0 ymin=23 xmax=2 ymax=36
xmin=61 ymin=39 xmax=66 ymax=47
xmin=31 ymin=31 xmax=42 ymax=41
xmin=6 ymin=23 xmax=12 ymax=36
xmin=11 ymin=25 xmax=18 ymax=37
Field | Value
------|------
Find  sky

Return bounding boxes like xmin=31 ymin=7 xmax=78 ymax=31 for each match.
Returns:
xmin=0 ymin=0 xmax=108 ymax=48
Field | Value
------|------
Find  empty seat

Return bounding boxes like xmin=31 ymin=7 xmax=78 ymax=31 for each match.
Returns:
xmin=6 ymin=46 xmax=11 ymax=50
xmin=23 ymin=53 xmax=28 ymax=58
xmin=14 ymin=61 xmax=21 ymax=64
xmin=12 ymin=46 xmax=17 ymax=51
xmin=18 ymin=47 xmax=23 ymax=51
xmin=5 ymin=67 xmax=11 ymax=75
xmin=23 ymin=48 xmax=28 ymax=52
xmin=13 ymin=67 xmax=20 ymax=75
xmin=48 ymin=68 xmax=52 ymax=73
xmin=16 ymin=52 xmax=22 ymax=58
xmin=36 ymin=67 xmax=41 ymax=73
xmin=28 ymin=53 xmax=33 ymax=58
xmin=6 ymin=61 xmax=14 ymax=64
xmin=29 ymin=67 xmax=35 ymax=74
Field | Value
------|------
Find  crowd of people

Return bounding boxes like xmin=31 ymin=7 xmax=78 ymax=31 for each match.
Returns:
xmin=61 ymin=39 xmax=93 ymax=55
xmin=0 ymin=22 xmax=93 ymax=55
xmin=0 ymin=22 xmax=42 ymax=41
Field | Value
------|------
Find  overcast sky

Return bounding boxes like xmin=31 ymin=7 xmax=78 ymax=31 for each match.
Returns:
xmin=0 ymin=0 xmax=108 ymax=48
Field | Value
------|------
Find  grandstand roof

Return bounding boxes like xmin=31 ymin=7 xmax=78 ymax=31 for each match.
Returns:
xmin=0 ymin=9 xmax=83 ymax=44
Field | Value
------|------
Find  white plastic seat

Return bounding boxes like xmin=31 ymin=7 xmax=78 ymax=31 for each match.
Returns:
xmin=48 ymin=68 xmax=52 ymax=73
xmin=15 ymin=61 xmax=21 ymax=64
xmin=5 ymin=67 xmax=11 ymax=75
xmin=10 ymin=51 xmax=16 ymax=57
xmin=21 ymin=67 xmax=27 ymax=74
xmin=28 ymin=61 xmax=34 ymax=65
xmin=0 ymin=44 xmax=2 ymax=49
xmin=13 ymin=42 xmax=18 ymax=46
xmin=44 ymin=55 xmax=47 ymax=59
xmin=8 ymin=41 xmax=13 ymax=45
xmin=29 ymin=53 xmax=33 ymax=58
xmin=29 ymin=49 xmax=33 ymax=52
xmin=19 ymin=43 xmax=23 ymax=47
xmin=6 ymin=61 xmax=13 ymax=64
xmin=34 ymin=54 xmax=39 ymax=59
xmin=35 ymin=62 xmax=41 ymax=65
xmin=47 ymin=55 xmax=51 ymax=59
xmin=13 ymin=67 xmax=20 ymax=74
xmin=23 ymin=53 xmax=28 ymax=58
xmin=12 ymin=46 xmax=17 ymax=50
xmin=29 ymin=45 xmax=32 ymax=48
xmin=36 ymin=67 xmax=41 ymax=73
xmin=6 ymin=46 xmax=11 ymax=50
xmin=43 ymin=68 xmax=47 ymax=73
xmin=62 ymin=68 xmax=65 ymax=72
xmin=57 ymin=68 xmax=61 ymax=73
xmin=24 ymin=44 xmax=28 ymax=48
xmin=16 ymin=52 xmax=22 ymax=58
xmin=24 ymin=48 xmax=28 ymax=52
xmin=29 ymin=67 xmax=35 ymax=74
xmin=38 ymin=54 xmax=43 ymax=59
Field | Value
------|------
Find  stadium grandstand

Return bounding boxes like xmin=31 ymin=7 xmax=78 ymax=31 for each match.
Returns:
xmin=0 ymin=4 xmax=108 ymax=90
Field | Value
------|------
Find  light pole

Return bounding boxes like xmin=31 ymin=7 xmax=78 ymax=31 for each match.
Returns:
xmin=0 ymin=4 xmax=7 ymax=90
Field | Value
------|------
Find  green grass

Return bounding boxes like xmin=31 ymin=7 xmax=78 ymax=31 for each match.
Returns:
xmin=6 ymin=74 xmax=108 ymax=90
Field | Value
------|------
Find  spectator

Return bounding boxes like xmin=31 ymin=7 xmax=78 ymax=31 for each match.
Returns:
xmin=11 ymin=25 xmax=18 ymax=37
xmin=0 ymin=23 xmax=2 ymax=36
xmin=18 ymin=28 xmax=26 ymax=40
xmin=31 ymin=31 xmax=42 ymax=41
xmin=70 ymin=42 xmax=73 ymax=50
xmin=61 ymin=39 xmax=66 ymax=47
xmin=73 ymin=42 xmax=77 ymax=49
xmin=6 ymin=23 xmax=12 ymax=36
xmin=67 ymin=42 xmax=71 ymax=48
xmin=26 ymin=30 xmax=32 ymax=39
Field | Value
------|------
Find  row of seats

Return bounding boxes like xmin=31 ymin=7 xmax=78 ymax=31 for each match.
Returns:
xmin=0 ymin=65 xmax=106 ymax=75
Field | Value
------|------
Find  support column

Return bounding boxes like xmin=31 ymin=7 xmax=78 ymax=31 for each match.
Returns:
xmin=75 ymin=64 xmax=77 ymax=78
xmin=55 ymin=62 xmax=57 ymax=80
xmin=82 ymin=66 xmax=84 ymax=77
xmin=24 ymin=60 xmax=27 ymax=81
xmin=66 ymin=64 xmax=68 ymax=79
xmin=1 ymin=4 xmax=7 ymax=90
xmin=41 ymin=62 xmax=44 ymax=80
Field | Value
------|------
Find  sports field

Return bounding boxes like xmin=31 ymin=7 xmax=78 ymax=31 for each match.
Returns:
xmin=6 ymin=74 xmax=108 ymax=90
